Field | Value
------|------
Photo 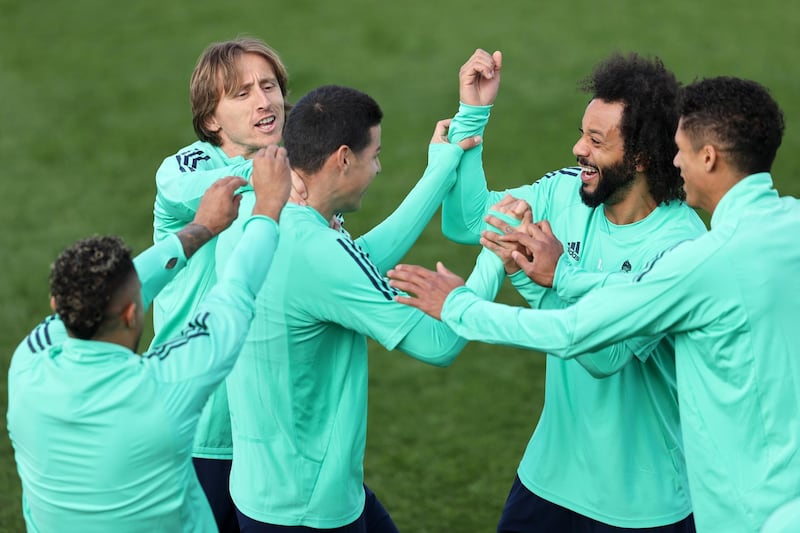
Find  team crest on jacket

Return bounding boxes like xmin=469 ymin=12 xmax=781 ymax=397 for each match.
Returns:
xmin=621 ymin=260 xmax=632 ymax=272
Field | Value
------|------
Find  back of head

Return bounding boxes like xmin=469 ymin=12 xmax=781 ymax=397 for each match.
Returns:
xmin=190 ymin=37 xmax=289 ymax=145
xmin=679 ymin=77 xmax=785 ymax=175
xmin=580 ymin=53 xmax=684 ymax=203
xmin=50 ymin=236 xmax=135 ymax=340
xmin=283 ymin=85 xmax=383 ymax=174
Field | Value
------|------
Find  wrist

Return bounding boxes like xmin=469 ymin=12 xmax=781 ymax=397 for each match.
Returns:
xmin=176 ymin=223 xmax=213 ymax=260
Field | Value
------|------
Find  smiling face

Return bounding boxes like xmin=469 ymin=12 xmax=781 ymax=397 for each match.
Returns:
xmin=572 ymin=99 xmax=636 ymax=207
xmin=673 ymin=118 xmax=713 ymax=212
xmin=340 ymin=125 xmax=382 ymax=213
xmin=206 ymin=52 xmax=285 ymax=159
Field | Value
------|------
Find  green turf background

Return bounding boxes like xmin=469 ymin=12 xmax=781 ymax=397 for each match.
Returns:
xmin=1 ymin=0 xmax=798 ymax=530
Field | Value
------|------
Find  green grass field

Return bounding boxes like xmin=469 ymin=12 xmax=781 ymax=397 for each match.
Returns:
xmin=1 ymin=0 xmax=798 ymax=530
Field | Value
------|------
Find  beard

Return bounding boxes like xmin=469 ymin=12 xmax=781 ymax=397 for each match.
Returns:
xmin=578 ymin=157 xmax=637 ymax=208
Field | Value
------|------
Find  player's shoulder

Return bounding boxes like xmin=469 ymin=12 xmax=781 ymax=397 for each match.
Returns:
xmin=159 ymin=140 xmax=230 ymax=174
xmin=18 ymin=315 xmax=62 ymax=355
xmin=535 ymin=166 xmax=582 ymax=184
xmin=10 ymin=315 xmax=65 ymax=373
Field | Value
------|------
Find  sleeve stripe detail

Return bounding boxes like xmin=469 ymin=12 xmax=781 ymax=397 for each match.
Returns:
xmin=25 ymin=315 xmax=58 ymax=353
xmin=144 ymin=312 xmax=211 ymax=360
xmin=175 ymin=149 xmax=212 ymax=173
xmin=634 ymin=240 xmax=690 ymax=282
xmin=336 ymin=238 xmax=398 ymax=301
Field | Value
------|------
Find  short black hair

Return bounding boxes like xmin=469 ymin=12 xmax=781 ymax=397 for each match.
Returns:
xmin=580 ymin=53 xmax=684 ymax=204
xmin=679 ymin=77 xmax=784 ymax=175
xmin=49 ymin=236 xmax=135 ymax=339
xmin=283 ymin=85 xmax=383 ymax=174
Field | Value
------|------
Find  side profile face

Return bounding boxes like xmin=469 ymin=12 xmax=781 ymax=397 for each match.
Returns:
xmin=572 ymin=99 xmax=636 ymax=207
xmin=673 ymin=119 xmax=711 ymax=212
xmin=206 ymin=52 xmax=285 ymax=159
xmin=340 ymin=125 xmax=382 ymax=213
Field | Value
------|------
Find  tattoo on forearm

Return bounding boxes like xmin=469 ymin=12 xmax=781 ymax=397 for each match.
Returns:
xmin=177 ymin=223 xmax=213 ymax=259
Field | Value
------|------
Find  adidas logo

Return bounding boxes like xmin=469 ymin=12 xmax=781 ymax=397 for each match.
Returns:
xmin=567 ymin=241 xmax=581 ymax=261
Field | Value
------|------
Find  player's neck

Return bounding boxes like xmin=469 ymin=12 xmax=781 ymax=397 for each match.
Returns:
xmin=603 ymin=176 xmax=658 ymax=225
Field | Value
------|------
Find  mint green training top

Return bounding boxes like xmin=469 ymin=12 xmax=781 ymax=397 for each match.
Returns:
xmin=152 ymin=140 xmax=254 ymax=458
xmin=217 ymin=142 xmax=484 ymax=528
xmin=441 ymin=173 xmax=800 ymax=532
xmin=8 ymin=217 xmax=278 ymax=533
xmin=441 ymin=103 xmax=707 ymax=527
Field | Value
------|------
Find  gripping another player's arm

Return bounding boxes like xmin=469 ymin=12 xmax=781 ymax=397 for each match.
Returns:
xmin=442 ymin=49 xmax=503 ymax=243
xmin=356 ymin=120 xmax=481 ymax=272
xmin=147 ymin=145 xmax=289 ymax=399
xmin=153 ymin=145 xmax=253 ymax=236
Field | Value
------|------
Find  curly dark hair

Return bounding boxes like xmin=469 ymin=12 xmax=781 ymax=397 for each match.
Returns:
xmin=580 ymin=53 xmax=684 ymax=204
xmin=49 ymin=236 xmax=135 ymax=340
xmin=679 ymin=77 xmax=784 ymax=175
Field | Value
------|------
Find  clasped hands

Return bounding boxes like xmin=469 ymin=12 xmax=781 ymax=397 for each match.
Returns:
xmin=388 ymin=195 xmax=564 ymax=320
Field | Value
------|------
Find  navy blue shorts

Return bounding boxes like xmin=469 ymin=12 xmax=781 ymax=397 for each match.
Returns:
xmin=235 ymin=484 xmax=399 ymax=532
xmin=193 ymin=457 xmax=239 ymax=533
xmin=497 ymin=475 xmax=696 ymax=533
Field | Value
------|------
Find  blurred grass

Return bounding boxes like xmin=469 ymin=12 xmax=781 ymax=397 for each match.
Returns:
xmin=1 ymin=0 xmax=798 ymax=530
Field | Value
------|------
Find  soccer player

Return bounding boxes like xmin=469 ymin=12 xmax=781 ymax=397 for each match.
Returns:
xmin=391 ymin=77 xmax=799 ymax=533
xmin=150 ymin=37 xmax=292 ymax=531
xmin=7 ymin=154 xmax=290 ymax=533
xmin=401 ymin=50 xmax=707 ymax=532
xmin=216 ymin=85 xmax=483 ymax=531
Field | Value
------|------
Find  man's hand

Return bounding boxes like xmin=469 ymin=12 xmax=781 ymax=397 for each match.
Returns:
xmin=251 ymin=145 xmax=291 ymax=221
xmin=496 ymin=220 xmax=564 ymax=287
xmin=459 ymin=49 xmax=502 ymax=106
xmin=387 ymin=262 xmax=465 ymax=320
xmin=481 ymin=195 xmax=533 ymax=274
xmin=180 ymin=176 xmax=248 ymax=258
xmin=431 ymin=118 xmax=482 ymax=150
xmin=289 ymin=170 xmax=308 ymax=206
xmin=192 ymin=176 xmax=248 ymax=236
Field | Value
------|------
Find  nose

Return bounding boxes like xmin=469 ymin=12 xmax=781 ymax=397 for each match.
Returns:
xmin=572 ymin=136 xmax=588 ymax=158
xmin=256 ymin=87 xmax=272 ymax=109
xmin=376 ymin=157 xmax=382 ymax=174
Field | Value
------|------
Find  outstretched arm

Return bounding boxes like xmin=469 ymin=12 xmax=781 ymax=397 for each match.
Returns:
xmin=356 ymin=119 xmax=481 ymax=272
xmin=442 ymin=49 xmax=505 ymax=243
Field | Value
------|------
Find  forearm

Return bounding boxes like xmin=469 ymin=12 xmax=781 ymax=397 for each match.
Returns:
xmin=465 ymin=247 xmax=506 ymax=300
xmin=217 ymin=215 xmax=279 ymax=296
xmin=133 ymin=234 xmax=187 ymax=310
xmin=155 ymin=160 xmax=252 ymax=222
xmin=396 ymin=315 xmax=467 ymax=367
xmin=358 ymin=143 xmax=463 ymax=272
xmin=442 ymin=104 xmax=494 ymax=243
xmin=553 ymin=255 xmax=630 ymax=303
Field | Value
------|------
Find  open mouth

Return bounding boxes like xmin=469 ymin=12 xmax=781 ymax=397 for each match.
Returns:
xmin=255 ymin=116 xmax=276 ymax=130
xmin=580 ymin=164 xmax=599 ymax=183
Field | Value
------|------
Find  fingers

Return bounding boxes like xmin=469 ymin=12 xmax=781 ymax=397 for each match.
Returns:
xmin=492 ymin=50 xmax=503 ymax=70
xmin=289 ymin=171 xmax=308 ymax=205
xmin=212 ymin=175 xmax=248 ymax=193
xmin=430 ymin=118 xmax=452 ymax=144
xmin=537 ymin=219 xmax=554 ymax=237
xmin=484 ymin=214 xmax=517 ymax=235
xmin=456 ymin=135 xmax=482 ymax=151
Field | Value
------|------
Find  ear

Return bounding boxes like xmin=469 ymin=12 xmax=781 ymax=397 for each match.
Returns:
xmin=703 ymin=144 xmax=718 ymax=172
xmin=120 ymin=301 xmax=138 ymax=330
xmin=633 ymin=153 xmax=646 ymax=173
xmin=204 ymin=114 xmax=221 ymax=134
xmin=49 ymin=296 xmax=57 ymax=312
xmin=335 ymin=145 xmax=351 ymax=173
